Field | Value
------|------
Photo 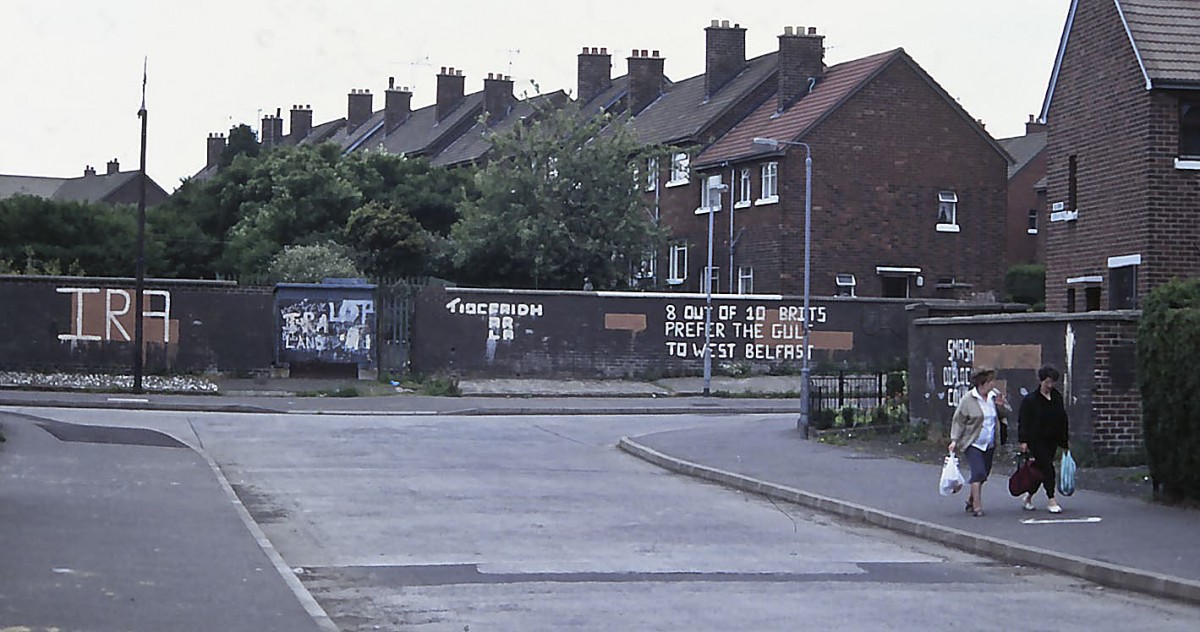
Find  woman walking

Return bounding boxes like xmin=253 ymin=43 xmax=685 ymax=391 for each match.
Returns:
xmin=1017 ymin=365 xmax=1070 ymax=513
xmin=949 ymin=367 xmax=1010 ymax=517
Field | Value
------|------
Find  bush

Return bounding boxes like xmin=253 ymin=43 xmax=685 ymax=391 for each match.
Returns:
xmin=1004 ymin=263 xmax=1046 ymax=306
xmin=1137 ymin=278 xmax=1200 ymax=502
xmin=811 ymin=408 xmax=836 ymax=431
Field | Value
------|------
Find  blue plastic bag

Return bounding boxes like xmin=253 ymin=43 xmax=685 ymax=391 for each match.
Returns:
xmin=1058 ymin=450 xmax=1076 ymax=496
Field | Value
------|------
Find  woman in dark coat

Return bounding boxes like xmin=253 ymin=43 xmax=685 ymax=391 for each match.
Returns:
xmin=1017 ymin=365 xmax=1070 ymax=513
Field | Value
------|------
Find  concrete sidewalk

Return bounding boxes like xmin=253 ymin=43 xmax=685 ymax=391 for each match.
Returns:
xmin=0 ymin=415 xmax=334 ymax=631
xmin=619 ymin=416 xmax=1200 ymax=605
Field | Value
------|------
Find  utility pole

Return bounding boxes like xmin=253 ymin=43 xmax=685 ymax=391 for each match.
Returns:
xmin=133 ymin=58 xmax=148 ymax=394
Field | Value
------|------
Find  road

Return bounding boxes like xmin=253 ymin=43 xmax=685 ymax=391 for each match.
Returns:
xmin=8 ymin=407 xmax=1200 ymax=631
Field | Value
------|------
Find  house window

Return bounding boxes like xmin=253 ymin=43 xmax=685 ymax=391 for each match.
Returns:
xmin=1027 ymin=208 xmax=1038 ymax=234
xmin=1066 ymin=288 xmax=1076 ymax=313
xmin=738 ymin=266 xmax=754 ymax=294
xmin=1068 ymin=155 xmax=1078 ymax=211
xmin=699 ymin=174 xmax=723 ymax=213
xmin=1110 ymin=265 xmax=1138 ymax=309
xmin=668 ymin=152 xmax=689 ymax=186
xmin=881 ymin=276 xmax=909 ymax=298
xmin=759 ymin=162 xmax=778 ymax=201
xmin=737 ymin=168 xmax=752 ymax=206
xmin=1085 ymin=286 xmax=1101 ymax=312
xmin=836 ymin=273 xmax=856 ymax=297
xmin=668 ymin=243 xmax=688 ymax=284
xmin=647 ymin=157 xmax=658 ymax=191
xmin=631 ymin=253 xmax=656 ymax=285
xmin=1181 ymin=102 xmax=1200 ymax=157
xmin=702 ymin=266 xmax=719 ymax=294
xmin=936 ymin=191 xmax=959 ymax=231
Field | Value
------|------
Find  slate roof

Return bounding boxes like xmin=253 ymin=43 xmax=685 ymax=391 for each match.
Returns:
xmin=1119 ymin=0 xmax=1200 ymax=86
xmin=0 ymin=171 xmax=145 ymax=204
xmin=359 ymin=93 xmax=485 ymax=157
xmin=695 ymin=50 xmax=897 ymax=167
xmin=627 ymin=51 xmax=778 ymax=146
xmin=579 ymin=76 xmax=630 ymax=118
xmin=432 ymin=91 xmax=568 ymax=167
xmin=696 ymin=48 xmax=1009 ymax=168
xmin=997 ymin=131 xmax=1047 ymax=179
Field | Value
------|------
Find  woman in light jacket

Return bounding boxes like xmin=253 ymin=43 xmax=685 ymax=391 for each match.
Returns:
xmin=948 ymin=367 xmax=1010 ymax=517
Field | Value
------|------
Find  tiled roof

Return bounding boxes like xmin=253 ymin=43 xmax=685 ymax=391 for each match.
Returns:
xmin=579 ymin=76 xmax=630 ymax=118
xmin=695 ymin=50 xmax=897 ymax=167
xmin=365 ymin=93 xmax=485 ymax=157
xmin=1119 ymin=0 xmax=1200 ymax=86
xmin=432 ymin=91 xmax=567 ymax=167
xmin=0 ymin=171 xmax=140 ymax=203
xmin=998 ymin=131 xmax=1047 ymax=179
xmin=628 ymin=51 xmax=777 ymax=146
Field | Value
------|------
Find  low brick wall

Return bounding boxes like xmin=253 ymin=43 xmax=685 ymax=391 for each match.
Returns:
xmin=908 ymin=310 xmax=1143 ymax=464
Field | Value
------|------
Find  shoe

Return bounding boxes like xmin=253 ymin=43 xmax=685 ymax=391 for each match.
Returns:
xmin=965 ymin=500 xmax=974 ymax=513
xmin=972 ymin=509 xmax=985 ymax=517
xmin=1023 ymin=501 xmax=1036 ymax=511
xmin=1048 ymin=503 xmax=1063 ymax=514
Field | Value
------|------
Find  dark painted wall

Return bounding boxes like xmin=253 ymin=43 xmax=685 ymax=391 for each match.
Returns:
xmin=274 ymin=283 xmax=377 ymax=372
xmin=0 ymin=276 xmax=274 ymax=373
xmin=908 ymin=311 xmax=1143 ymax=461
xmin=410 ymin=288 xmax=1005 ymax=378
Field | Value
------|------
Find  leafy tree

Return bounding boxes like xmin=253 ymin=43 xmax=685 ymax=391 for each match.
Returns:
xmin=451 ymin=104 xmax=665 ymax=289
xmin=0 ymin=195 xmax=140 ymax=276
xmin=345 ymin=201 xmax=432 ymax=277
xmin=267 ymin=242 xmax=362 ymax=283
xmin=219 ymin=123 xmax=260 ymax=168
xmin=1005 ymin=263 xmax=1046 ymax=309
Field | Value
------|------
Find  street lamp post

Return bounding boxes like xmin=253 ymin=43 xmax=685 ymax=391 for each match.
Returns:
xmin=703 ymin=178 xmax=728 ymax=397
xmin=752 ymin=137 xmax=812 ymax=435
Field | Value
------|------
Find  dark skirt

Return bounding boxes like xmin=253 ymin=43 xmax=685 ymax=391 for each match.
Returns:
xmin=964 ymin=445 xmax=995 ymax=483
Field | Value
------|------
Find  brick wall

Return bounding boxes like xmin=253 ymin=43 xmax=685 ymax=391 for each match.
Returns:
xmin=1090 ymin=318 xmax=1143 ymax=460
xmin=1006 ymin=147 xmax=1046 ymax=267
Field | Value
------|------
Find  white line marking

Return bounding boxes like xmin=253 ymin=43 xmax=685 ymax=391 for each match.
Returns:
xmin=107 ymin=397 xmax=150 ymax=403
xmin=1022 ymin=516 xmax=1102 ymax=525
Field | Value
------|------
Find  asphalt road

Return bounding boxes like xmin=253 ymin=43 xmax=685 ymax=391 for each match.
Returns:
xmin=6 ymin=406 xmax=1200 ymax=631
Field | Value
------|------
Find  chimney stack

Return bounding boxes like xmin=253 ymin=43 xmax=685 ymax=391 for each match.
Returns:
xmin=436 ymin=67 xmax=466 ymax=120
xmin=1025 ymin=113 xmax=1047 ymax=134
xmin=347 ymin=88 xmax=374 ymax=132
xmin=207 ymin=132 xmax=227 ymax=168
xmin=705 ymin=20 xmax=746 ymax=98
xmin=484 ymin=72 xmax=514 ymax=124
xmin=777 ymin=26 xmax=825 ymax=112
xmin=106 ymin=158 xmax=120 ymax=175
xmin=290 ymin=104 xmax=313 ymax=141
xmin=627 ymin=49 xmax=666 ymax=116
xmin=385 ymin=77 xmax=413 ymax=134
xmin=260 ymin=109 xmax=284 ymax=149
xmin=577 ymin=46 xmax=612 ymax=104
xmin=83 ymin=165 xmax=96 ymax=177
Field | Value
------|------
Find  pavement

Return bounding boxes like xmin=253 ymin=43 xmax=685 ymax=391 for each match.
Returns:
xmin=1 ymin=376 xmax=1198 ymax=630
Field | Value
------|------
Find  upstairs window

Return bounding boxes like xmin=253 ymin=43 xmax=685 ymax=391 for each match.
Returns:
xmin=738 ymin=266 xmax=754 ymax=294
xmin=737 ymin=168 xmax=752 ymax=206
xmin=698 ymin=174 xmax=723 ymax=213
xmin=1027 ymin=208 xmax=1038 ymax=234
xmin=1182 ymin=102 xmax=1200 ymax=157
xmin=668 ymin=152 xmax=689 ymax=186
xmin=646 ymin=157 xmax=658 ymax=191
xmin=667 ymin=243 xmax=688 ymax=284
xmin=701 ymin=266 xmax=720 ymax=294
xmin=936 ymin=191 xmax=959 ymax=232
xmin=760 ymin=162 xmax=778 ymax=201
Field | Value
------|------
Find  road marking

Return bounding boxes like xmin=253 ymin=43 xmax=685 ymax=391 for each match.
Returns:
xmin=107 ymin=397 xmax=150 ymax=403
xmin=1021 ymin=516 xmax=1102 ymax=525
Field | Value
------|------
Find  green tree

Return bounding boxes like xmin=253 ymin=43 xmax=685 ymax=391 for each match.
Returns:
xmin=267 ymin=242 xmax=362 ymax=283
xmin=0 ymin=195 xmax=142 ymax=276
xmin=1005 ymin=263 xmax=1046 ymax=309
xmin=451 ymin=104 xmax=664 ymax=289
xmin=345 ymin=201 xmax=432 ymax=278
xmin=219 ymin=123 xmax=261 ymax=168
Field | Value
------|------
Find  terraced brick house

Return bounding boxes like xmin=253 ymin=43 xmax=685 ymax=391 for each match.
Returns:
xmin=1039 ymin=0 xmax=1200 ymax=312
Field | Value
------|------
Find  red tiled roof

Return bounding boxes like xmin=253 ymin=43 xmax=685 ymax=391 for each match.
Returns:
xmin=695 ymin=49 xmax=899 ymax=167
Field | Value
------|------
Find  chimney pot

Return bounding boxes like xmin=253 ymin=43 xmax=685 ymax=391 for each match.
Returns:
xmin=389 ymin=76 xmax=395 ymax=89
xmin=440 ymin=66 xmax=447 ymax=74
xmin=784 ymin=26 xmax=793 ymax=36
xmin=808 ymin=27 xmax=817 ymax=35
xmin=711 ymin=19 xmax=719 ymax=27
xmin=582 ymin=46 xmax=588 ymax=53
xmin=600 ymin=47 xmax=607 ymax=54
xmin=642 ymin=49 xmax=649 ymax=57
xmin=721 ymin=19 xmax=730 ymax=28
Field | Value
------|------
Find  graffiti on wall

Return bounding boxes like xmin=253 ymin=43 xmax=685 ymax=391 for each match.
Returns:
xmin=444 ymin=297 xmax=546 ymax=361
xmin=660 ymin=302 xmax=838 ymax=361
xmin=56 ymin=287 xmax=176 ymax=344
xmin=942 ymin=338 xmax=974 ymax=407
xmin=280 ymin=298 xmax=375 ymax=357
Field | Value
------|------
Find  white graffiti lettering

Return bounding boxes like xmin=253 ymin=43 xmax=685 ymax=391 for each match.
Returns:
xmin=57 ymin=287 xmax=172 ymax=343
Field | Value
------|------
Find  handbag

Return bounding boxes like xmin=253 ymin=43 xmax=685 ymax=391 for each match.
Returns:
xmin=1058 ymin=450 xmax=1077 ymax=496
xmin=939 ymin=454 xmax=965 ymax=496
xmin=1008 ymin=452 xmax=1043 ymax=497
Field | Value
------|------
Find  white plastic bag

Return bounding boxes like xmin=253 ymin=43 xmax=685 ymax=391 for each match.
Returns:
xmin=939 ymin=454 xmax=965 ymax=496
xmin=1058 ymin=450 xmax=1076 ymax=496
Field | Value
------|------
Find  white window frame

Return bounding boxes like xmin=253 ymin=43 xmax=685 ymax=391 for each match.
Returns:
xmin=836 ymin=273 xmax=856 ymax=297
xmin=1027 ymin=208 xmax=1038 ymax=234
xmin=736 ymin=168 xmax=752 ymax=208
xmin=756 ymin=161 xmax=779 ymax=205
xmin=737 ymin=266 xmax=754 ymax=294
xmin=667 ymin=152 xmax=689 ymax=187
xmin=646 ymin=157 xmax=658 ymax=190
xmin=702 ymin=266 xmax=719 ymax=294
xmin=668 ymin=243 xmax=688 ymax=284
xmin=696 ymin=174 xmax=724 ymax=215
xmin=936 ymin=191 xmax=959 ymax=232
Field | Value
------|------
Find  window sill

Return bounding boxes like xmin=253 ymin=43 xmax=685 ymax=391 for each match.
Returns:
xmin=1175 ymin=158 xmax=1200 ymax=170
xmin=666 ymin=278 xmax=685 ymax=285
xmin=1050 ymin=210 xmax=1079 ymax=222
xmin=665 ymin=179 xmax=690 ymax=188
xmin=694 ymin=206 xmax=722 ymax=215
xmin=935 ymin=223 xmax=961 ymax=233
xmin=754 ymin=196 xmax=779 ymax=206
xmin=1027 ymin=228 xmax=1038 ymax=235
xmin=645 ymin=185 xmax=657 ymax=192
xmin=733 ymin=200 xmax=752 ymax=209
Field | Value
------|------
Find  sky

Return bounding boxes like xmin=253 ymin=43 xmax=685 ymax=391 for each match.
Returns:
xmin=1 ymin=0 xmax=1072 ymax=192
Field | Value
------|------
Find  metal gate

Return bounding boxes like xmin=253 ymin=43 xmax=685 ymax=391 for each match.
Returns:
xmin=375 ymin=279 xmax=428 ymax=375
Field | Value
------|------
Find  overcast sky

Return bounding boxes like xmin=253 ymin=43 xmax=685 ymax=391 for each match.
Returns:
xmin=2 ymin=0 xmax=1071 ymax=191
